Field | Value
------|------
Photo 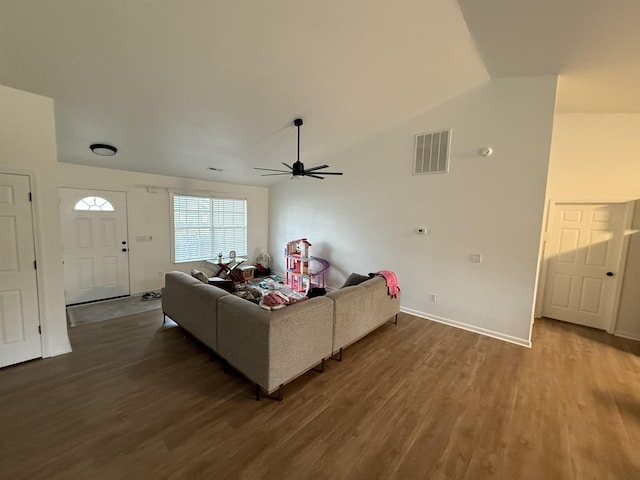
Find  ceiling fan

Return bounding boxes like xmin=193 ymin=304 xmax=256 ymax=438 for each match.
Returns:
xmin=255 ymin=118 xmax=343 ymax=179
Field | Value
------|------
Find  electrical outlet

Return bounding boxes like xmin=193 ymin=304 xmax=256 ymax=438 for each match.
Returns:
xmin=157 ymin=271 xmax=163 ymax=278
xmin=470 ymin=253 xmax=483 ymax=263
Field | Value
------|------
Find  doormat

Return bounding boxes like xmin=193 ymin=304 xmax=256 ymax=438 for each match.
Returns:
xmin=67 ymin=294 xmax=161 ymax=327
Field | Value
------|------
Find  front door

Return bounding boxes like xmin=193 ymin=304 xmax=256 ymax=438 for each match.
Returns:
xmin=0 ymin=173 xmax=42 ymax=368
xmin=60 ymin=188 xmax=130 ymax=305
xmin=542 ymin=202 xmax=630 ymax=330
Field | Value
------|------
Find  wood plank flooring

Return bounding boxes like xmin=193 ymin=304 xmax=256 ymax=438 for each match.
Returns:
xmin=1 ymin=311 xmax=639 ymax=479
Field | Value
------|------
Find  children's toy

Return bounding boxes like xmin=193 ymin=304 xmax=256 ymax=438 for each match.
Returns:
xmin=284 ymin=238 xmax=330 ymax=293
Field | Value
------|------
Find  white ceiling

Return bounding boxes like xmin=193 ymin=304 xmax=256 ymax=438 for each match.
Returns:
xmin=1 ymin=0 xmax=639 ymax=186
xmin=458 ymin=0 xmax=640 ymax=113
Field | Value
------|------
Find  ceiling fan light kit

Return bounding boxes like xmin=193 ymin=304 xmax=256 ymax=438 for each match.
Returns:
xmin=255 ymin=118 xmax=343 ymax=180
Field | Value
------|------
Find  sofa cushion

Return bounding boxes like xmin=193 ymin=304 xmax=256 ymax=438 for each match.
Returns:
xmin=341 ymin=272 xmax=370 ymax=288
xmin=190 ymin=268 xmax=209 ymax=284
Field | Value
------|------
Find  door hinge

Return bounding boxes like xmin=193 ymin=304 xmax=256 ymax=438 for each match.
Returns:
xmin=38 ymin=325 xmax=41 ymax=334
xmin=34 ymin=260 xmax=37 ymax=269
xmin=29 ymin=192 xmax=33 ymax=202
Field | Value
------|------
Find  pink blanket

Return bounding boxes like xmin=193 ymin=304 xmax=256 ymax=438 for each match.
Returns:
xmin=375 ymin=270 xmax=400 ymax=298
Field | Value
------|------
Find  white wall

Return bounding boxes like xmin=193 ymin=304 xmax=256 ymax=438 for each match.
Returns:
xmin=546 ymin=113 xmax=640 ymax=340
xmin=56 ymin=163 xmax=269 ymax=294
xmin=269 ymin=76 xmax=558 ymax=346
xmin=0 ymin=84 xmax=71 ymax=357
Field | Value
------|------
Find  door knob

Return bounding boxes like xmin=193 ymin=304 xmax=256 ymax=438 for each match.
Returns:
xmin=606 ymin=272 xmax=614 ymax=277
xmin=122 ymin=248 xmax=128 ymax=252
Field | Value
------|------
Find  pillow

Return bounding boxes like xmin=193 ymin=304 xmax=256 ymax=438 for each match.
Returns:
xmin=341 ymin=273 xmax=370 ymax=288
xmin=190 ymin=269 xmax=209 ymax=284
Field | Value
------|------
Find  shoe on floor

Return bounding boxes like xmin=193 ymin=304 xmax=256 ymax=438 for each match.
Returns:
xmin=142 ymin=291 xmax=161 ymax=301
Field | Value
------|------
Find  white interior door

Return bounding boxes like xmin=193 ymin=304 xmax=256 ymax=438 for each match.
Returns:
xmin=0 ymin=173 xmax=42 ymax=368
xmin=542 ymin=202 xmax=629 ymax=330
xmin=60 ymin=188 xmax=130 ymax=305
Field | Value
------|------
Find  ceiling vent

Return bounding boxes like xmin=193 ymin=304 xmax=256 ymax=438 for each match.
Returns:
xmin=414 ymin=128 xmax=451 ymax=175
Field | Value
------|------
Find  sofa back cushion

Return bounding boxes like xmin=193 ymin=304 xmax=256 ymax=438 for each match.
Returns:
xmin=341 ymin=272 xmax=370 ymax=288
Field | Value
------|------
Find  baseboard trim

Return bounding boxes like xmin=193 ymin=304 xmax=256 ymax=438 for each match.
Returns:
xmin=400 ymin=307 xmax=532 ymax=348
xmin=613 ymin=330 xmax=640 ymax=342
xmin=44 ymin=345 xmax=72 ymax=358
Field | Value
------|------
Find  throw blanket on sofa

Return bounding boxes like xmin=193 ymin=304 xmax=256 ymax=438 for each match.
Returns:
xmin=374 ymin=270 xmax=400 ymax=298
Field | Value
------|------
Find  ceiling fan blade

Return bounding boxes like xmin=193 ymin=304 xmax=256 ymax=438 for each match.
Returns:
xmin=315 ymin=171 xmax=343 ymax=175
xmin=306 ymin=173 xmax=325 ymax=179
xmin=304 ymin=164 xmax=330 ymax=172
xmin=254 ymin=167 xmax=291 ymax=173
xmin=260 ymin=172 xmax=294 ymax=176
xmin=282 ymin=162 xmax=293 ymax=170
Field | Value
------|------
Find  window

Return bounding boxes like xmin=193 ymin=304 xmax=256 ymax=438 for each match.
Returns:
xmin=171 ymin=193 xmax=247 ymax=263
xmin=74 ymin=196 xmax=114 ymax=211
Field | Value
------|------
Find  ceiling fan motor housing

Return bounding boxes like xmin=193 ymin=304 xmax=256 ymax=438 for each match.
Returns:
xmin=292 ymin=161 xmax=305 ymax=175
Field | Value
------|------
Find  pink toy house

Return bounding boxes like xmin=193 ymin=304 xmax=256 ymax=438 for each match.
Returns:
xmin=285 ymin=238 xmax=312 ymax=293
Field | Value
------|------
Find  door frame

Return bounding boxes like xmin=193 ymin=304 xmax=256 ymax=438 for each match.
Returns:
xmin=59 ymin=186 xmax=131 ymax=305
xmin=535 ymin=199 xmax=635 ymax=334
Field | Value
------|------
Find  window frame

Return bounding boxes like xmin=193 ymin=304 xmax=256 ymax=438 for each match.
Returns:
xmin=73 ymin=196 xmax=115 ymax=212
xmin=169 ymin=191 xmax=248 ymax=264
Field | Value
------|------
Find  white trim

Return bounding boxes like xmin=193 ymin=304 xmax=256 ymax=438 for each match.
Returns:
xmin=534 ymin=198 xmax=554 ymax=319
xmin=613 ymin=330 xmax=640 ymax=342
xmin=169 ymin=188 xmax=245 ymax=200
xmin=399 ymin=307 xmax=532 ymax=348
xmin=608 ymin=201 xmax=635 ymax=333
xmin=57 ymin=183 xmax=130 ymax=196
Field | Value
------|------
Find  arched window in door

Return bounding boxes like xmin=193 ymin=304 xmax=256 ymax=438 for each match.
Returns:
xmin=74 ymin=196 xmax=115 ymax=211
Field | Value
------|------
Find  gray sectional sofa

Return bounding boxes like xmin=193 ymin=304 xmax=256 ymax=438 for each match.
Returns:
xmin=162 ymin=271 xmax=400 ymax=399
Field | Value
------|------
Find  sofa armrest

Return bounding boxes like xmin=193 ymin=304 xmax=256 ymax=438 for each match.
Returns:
xmin=326 ymin=285 xmax=368 ymax=353
xmin=217 ymin=295 xmax=334 ymax=393
xmin=327 ymin=276 xmax=401 ymax=354
xmin=162 ymin=271 xmax=228 ymax=351
xmin=360 ymin=276 xmax=401 ymax=323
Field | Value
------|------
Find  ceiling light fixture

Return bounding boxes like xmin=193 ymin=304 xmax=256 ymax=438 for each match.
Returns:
xmin=90 ymin=143 xmax=117 ymax=156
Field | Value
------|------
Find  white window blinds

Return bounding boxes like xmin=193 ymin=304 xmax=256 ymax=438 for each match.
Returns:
xmin=172 ymin=193 xmax=247 ymax=263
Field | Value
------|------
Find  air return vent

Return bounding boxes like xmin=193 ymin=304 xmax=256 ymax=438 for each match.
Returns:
xmin=414 ymin=128 xmax=451 ymax=175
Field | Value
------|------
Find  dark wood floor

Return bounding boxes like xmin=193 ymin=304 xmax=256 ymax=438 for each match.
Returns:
xmin=1 ymin=311 xmax=639 ymax=479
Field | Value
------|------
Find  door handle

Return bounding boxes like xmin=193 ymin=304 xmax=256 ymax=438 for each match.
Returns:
xmin=606 ymin=272 xmax=614 ymax=277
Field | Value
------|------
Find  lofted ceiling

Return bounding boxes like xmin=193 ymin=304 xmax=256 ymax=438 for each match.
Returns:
xmin=1 ymin=0 xmax=639 ymax=186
